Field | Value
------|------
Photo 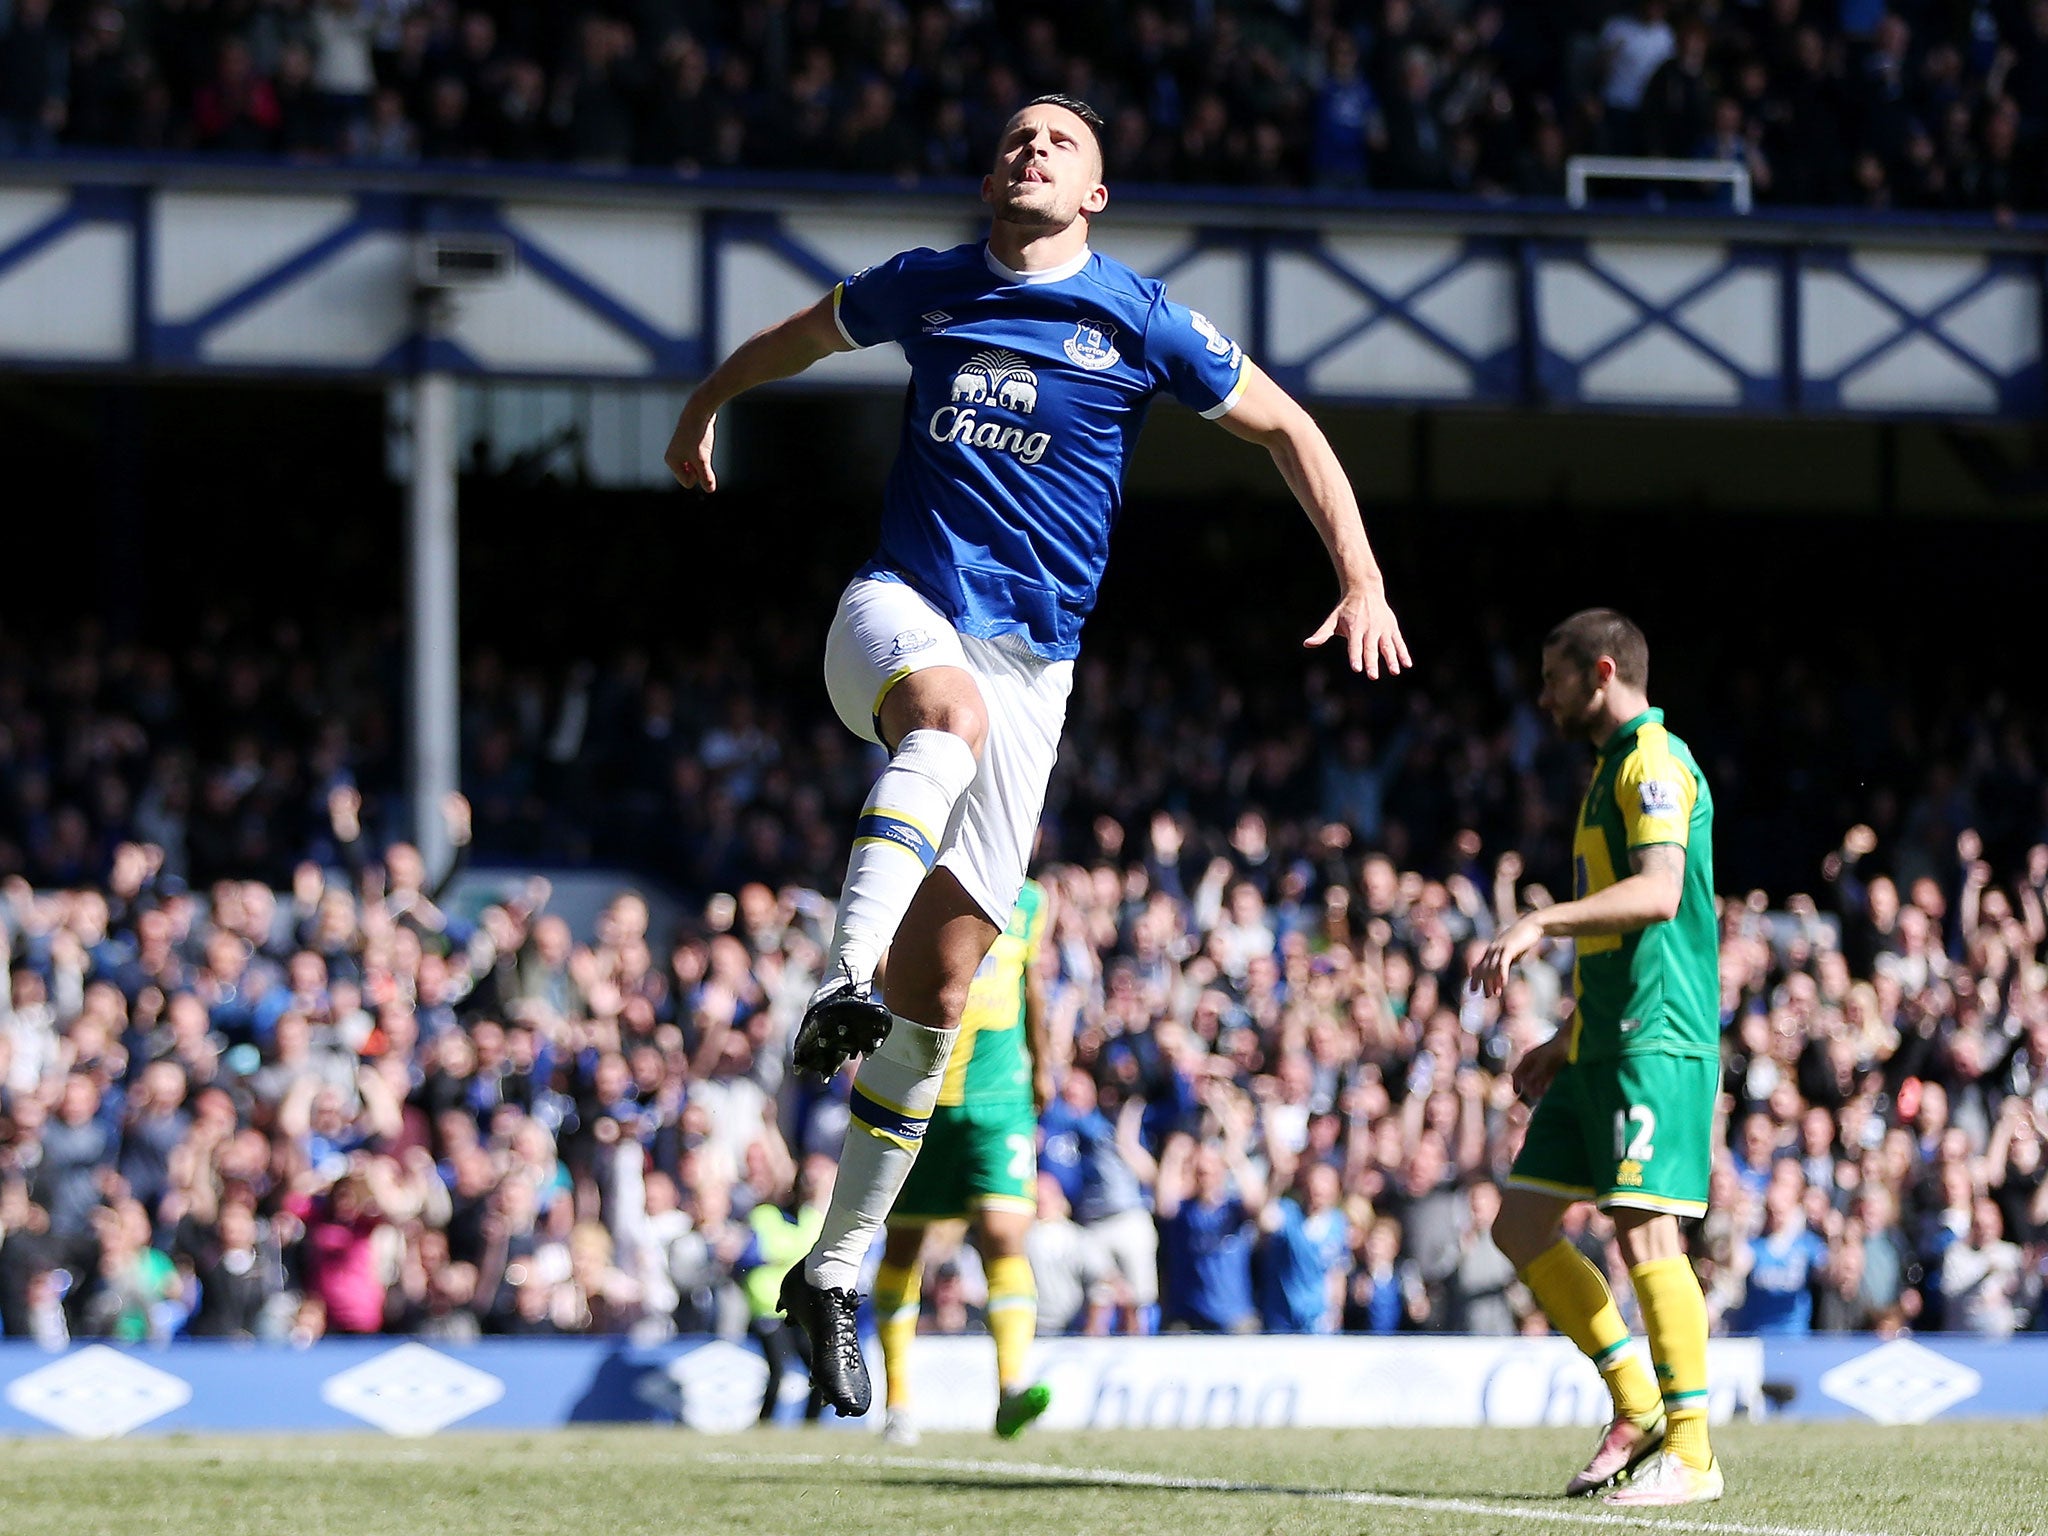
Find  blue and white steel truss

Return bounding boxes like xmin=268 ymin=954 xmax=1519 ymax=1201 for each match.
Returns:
xmin=0 ymin=164 xmax=2040 ymax=420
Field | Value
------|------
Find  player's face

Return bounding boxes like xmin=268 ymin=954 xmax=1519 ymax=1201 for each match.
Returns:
xmin=983 ymin=106 xmax=1107 ymax=231
xmin=1537 ymin=645 xmax=1606 ymax=740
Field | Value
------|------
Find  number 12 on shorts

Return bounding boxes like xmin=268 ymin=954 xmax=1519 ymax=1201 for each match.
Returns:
xmin=1614 ymin=1106 xmax=1657 ymax=1163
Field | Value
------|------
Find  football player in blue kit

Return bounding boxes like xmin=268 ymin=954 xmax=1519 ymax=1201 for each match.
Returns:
xmin=664 ymin=94 xmax=1409 ymax=1416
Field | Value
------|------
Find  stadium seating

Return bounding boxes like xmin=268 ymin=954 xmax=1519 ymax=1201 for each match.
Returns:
xmin=0 ymin=2 xmax=2041 ymax=212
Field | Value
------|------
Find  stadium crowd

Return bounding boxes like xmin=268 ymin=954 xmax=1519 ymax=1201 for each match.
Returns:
xmin=1 ymin=1 xmax=2044 ymax=213
xmin=0 ymin=613 xmax=2045 ymax=1350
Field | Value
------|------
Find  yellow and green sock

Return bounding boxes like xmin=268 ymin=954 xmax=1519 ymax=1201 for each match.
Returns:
xmin=1522 ymin=1239 xmax=1662 ymax=1428
xmin=984 ymin=1252 xmax=1037 ymax=1392
xmin=872 ymin=1256 xmax=922 ymax=1411
xmin=1631 ymin=1255 xmax=1713 ymax=1470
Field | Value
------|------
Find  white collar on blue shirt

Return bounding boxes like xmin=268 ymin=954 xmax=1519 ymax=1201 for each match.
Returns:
xmin=984 ymin=243 xmax=1092 ymax=285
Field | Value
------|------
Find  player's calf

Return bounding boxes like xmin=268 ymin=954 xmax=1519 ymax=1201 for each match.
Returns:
xmin=802 ymin=1017 xmax=957 ymax=1293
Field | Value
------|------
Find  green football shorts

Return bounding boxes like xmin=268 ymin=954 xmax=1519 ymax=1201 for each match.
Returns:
xmin=893 ymin=1099 xmax=1040 ymax=1222
xmin=1507 ymin=1051 xmax=1717 ymax=1217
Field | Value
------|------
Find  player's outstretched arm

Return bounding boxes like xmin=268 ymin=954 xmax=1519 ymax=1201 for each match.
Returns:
xmin=664 ymin=294 xmax=852 ymax=491
xmin=1217 ymin=362 xmax=1410 ymax=679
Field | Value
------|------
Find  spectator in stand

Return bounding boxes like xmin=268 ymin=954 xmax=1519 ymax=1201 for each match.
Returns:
xmin=743 ymin=1154 xmax=830 ymax=1424
xmin=1641 ymin=20 xmax=1711 ymax=159
xmin=1039 ymin=1067 xmax=1157 ymax=1333
xmin=1733 ymin=1174 xmax=1830 ymax=1334
xmin=1381 ymin=48 xmax=1450 ymax=191
xmin=1346 ymin=1214 xmax=1422 ymax=1333
xmin=1914 ymin=1156 xmax=1979 ymax=1325
xmin=1258 ymin=1159 xmax=1351 ymax=1333
xmin=60 ymin=5 xmax=129 ymax=149
xmin=186 ymin=1196 xmax=281 ymax=1339
xmin=80 ymin=1197 xmax=185 ymax=1341
xmin=1850 ymin=1184 xmax=1916 ymax=1330
xmin=1310 ymin=32 xmax=1382 ymax=190
xmin=347 ymin=86 xmax=415 ymax=162
xmin=273 ymin=42 xmax=325 ymax=157
xmin=669 ymin=1162 xmax=752 ymax=1339
xmin=1450 ymin=1180 xmax=1522 ymax=1334
xmin=559 ymin=1220 xmax=641 ymax=1334
xmin=35 ymin=1073 xmax=110 ymax=1239
xmin=309 ymin=0 xmax=374 ymax=145
xmin=1988 ymin=1099 xmax=2048 ymax=1242
xmin=1600 ymin=0 xmax=1678 ymax=154
xmin=0 ymin=1177 xmax=61 ymax=1337
xmin=1027 ymin=1172 xmax=1117 ymax=1335
xmin=554 ymin=15 xmax=640 ymax=168
xmin=295 ymin=1161 xmax=416 ymax=1334
xmin=1941 ymin=1196 xmax=2024 ymax=1336
xmin=1154 ymin=1085 xmax=1266 ymax=1333
xmin=1384 ymin=1132 xmax=1465 ymax=1328
xmin=192 ymin=39 xmax=280 ymax=153
xmin=0 ymin=0 xmax=66 ymax=155
xmin=1699 ymin=96 xmax=1771 ymax=201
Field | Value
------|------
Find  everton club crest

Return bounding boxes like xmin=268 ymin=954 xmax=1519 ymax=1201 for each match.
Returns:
xmin=1063 ymin=318 xmax=1120 ymax=371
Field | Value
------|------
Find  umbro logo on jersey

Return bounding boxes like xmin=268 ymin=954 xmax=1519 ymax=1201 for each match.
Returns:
xmin=921 ymin=310 xmax=953 ymax=333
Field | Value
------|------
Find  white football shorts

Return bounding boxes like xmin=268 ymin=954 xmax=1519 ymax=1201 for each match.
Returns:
xmin=822 ymin=574 xmax=1072 ymax=926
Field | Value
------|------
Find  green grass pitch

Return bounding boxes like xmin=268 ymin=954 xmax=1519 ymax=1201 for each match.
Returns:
xmin=1 ymin=1423 xmax=2038 ymax=1536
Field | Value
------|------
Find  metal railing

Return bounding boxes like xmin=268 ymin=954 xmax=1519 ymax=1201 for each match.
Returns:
xmin=1567 ymin=155 xmax=1754 ymax=214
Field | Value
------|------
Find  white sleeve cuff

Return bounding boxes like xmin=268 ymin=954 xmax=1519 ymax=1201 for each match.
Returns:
xmin=1199 ymin=372 xmax=1249 ymax=420
xmin=830 ymin=284 xmax=862 ymax=349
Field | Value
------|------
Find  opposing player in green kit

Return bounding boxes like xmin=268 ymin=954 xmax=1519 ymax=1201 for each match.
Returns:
xmin=1473 ymin=609 xmax=1724 ymax=1508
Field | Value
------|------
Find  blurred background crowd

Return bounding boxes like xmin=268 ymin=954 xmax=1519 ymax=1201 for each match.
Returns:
xmin=1 ymin=606 xmax=2045 ymax=1349
xmin=1 ymin=0 xmax=2044 ymax=213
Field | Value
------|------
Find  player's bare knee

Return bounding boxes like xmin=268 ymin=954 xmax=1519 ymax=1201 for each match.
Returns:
xmin=930 ymin=972 xmax=976 ymax=1028
xmin=883 ymin=670 xmax=988 ymax=756
xmin=976 ymin=1209 xmax=1032 ymax=1257
xmin=881 ymin=1226 xmax=925 ymax=1268
xmin=1610 ymin=1207 xmax=1682 ymax=1267
xmin=1492 ymin=1196 xmax=1559 ymax=1269
xmin=939 ymin=703 xmax=988 ymax=756
xmin=913 ymin=699 xmax=986 ymax=756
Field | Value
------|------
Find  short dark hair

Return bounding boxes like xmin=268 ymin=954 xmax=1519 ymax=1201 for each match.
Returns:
xmin=1544 ymin=608 xmax=1649 ymax=688
xmin=1024 ymin=92 xmax=1105 ymax=160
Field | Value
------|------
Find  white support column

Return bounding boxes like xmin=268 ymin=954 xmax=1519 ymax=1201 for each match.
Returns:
xmin=408 ymin=371 xmax=459 ymax=884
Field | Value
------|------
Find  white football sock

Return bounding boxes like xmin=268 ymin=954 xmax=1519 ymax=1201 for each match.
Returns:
xmin=824 ymin=728 xmax=979 ymax=988
xmin=805 ymin=1015 xmax=956 ymax=1291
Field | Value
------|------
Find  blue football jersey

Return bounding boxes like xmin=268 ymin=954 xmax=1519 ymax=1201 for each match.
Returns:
xmin=833 ymin=242 xmax=1249 ymax=661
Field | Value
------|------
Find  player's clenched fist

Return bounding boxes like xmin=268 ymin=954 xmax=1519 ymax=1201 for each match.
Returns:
xmin=665 ymin=405 xmax=717 ymax=492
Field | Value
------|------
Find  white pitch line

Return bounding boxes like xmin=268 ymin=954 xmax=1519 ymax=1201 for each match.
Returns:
xmin=699 ymin=1450 xmax=1900 ymax=1536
